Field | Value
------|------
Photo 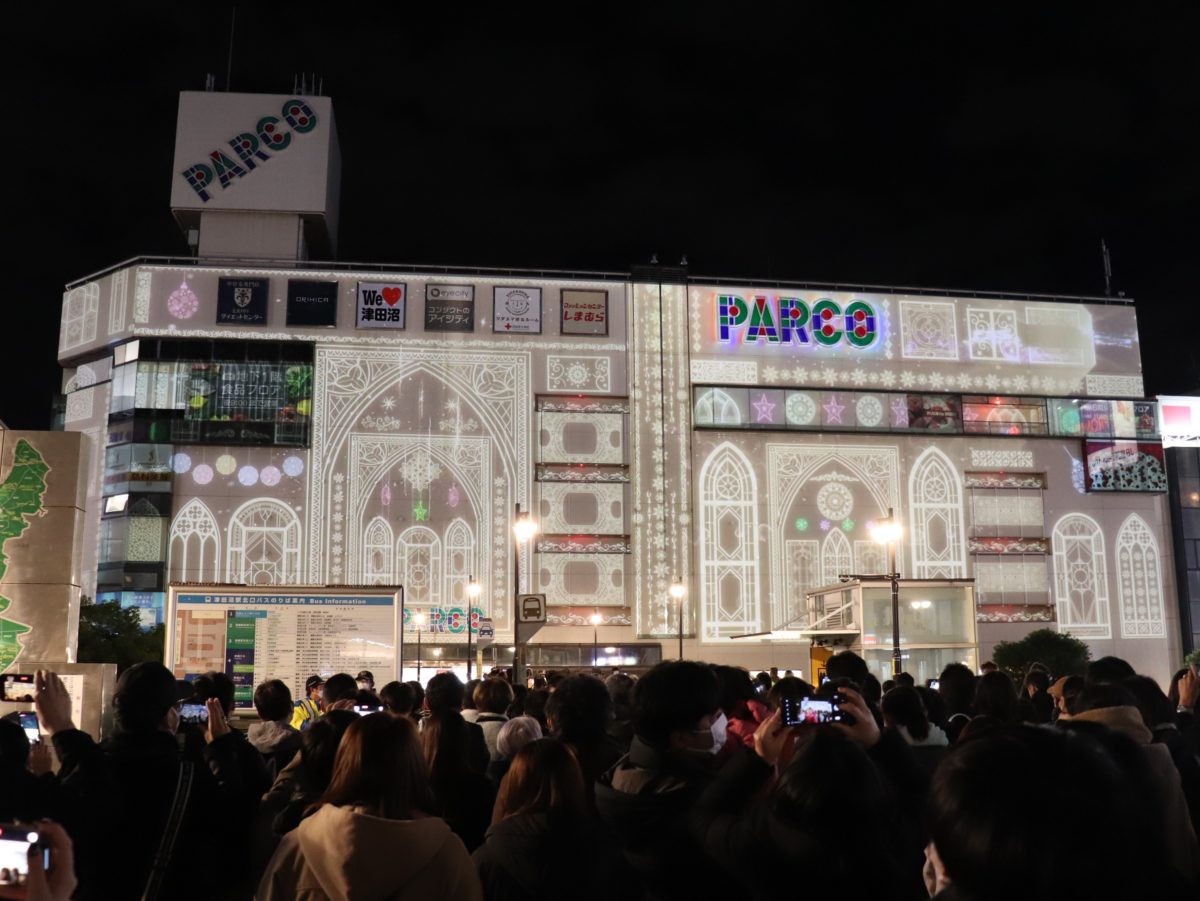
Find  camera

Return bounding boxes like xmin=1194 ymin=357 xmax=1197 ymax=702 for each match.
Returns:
xmin=779 ymin=692 xmax=856 ymax=727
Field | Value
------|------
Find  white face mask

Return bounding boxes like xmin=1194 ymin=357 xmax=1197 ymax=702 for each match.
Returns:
xmin=357 ymin=681 xmax=370 ymax=691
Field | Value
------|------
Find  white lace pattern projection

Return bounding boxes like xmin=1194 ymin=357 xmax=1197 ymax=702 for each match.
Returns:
xmin=539 ymin=413 xmax=624 ymax=464
xmin=969 ymin=449 xmax=1035 ymax=469
xmin=816 ymin=483 xmax=855 ymax=521
xmin=698 ymin=442 xmax=761 ymax=640
xmin=227 ymin=499 xmax=302 ymax=586
xmin=966 ymin=308 xmax=1021 ymax=361
xmin=689 ymin=359 xmax=759 ymax=384
xmin=546 ymin=355 xmax=612 ymax=393
xmin=766 ymin=443 xmax=901 ymax=631
xmin=169 ymin=498 xmax=221 ymax=582
xmin=537 ymin=483 xmax=625 ymax=534
xmin=108 ymin=269 xmax=129 ymax=336
xmin=1116 ymin=514 xmax=1165 ymax=638
xmin=900 ymin=301 xmax=959 ymax=360
xmin=538 ymin=554 xmax=626 ymax=606
xmin=1051 ymin=513 xmax=1110 ymax=639
xmin=908 ymin=448 xmax=966 ymax=577
xmin=786 ymin=393 xmax=818 ymax=426
xmin=854 ymin=395 xmax=884 ymax=428
xmin=60 ymin=282 xmax=99 ymax=352
xmin=1084 ymin=374 xmax=1145 ymax=398
xmin=970 ymin=495 xmax=1045 ymax=531
xmin=821 ymin=529 xmax=853 ymax=586
xmin=696 ymin=389 xmax=744 ymax=425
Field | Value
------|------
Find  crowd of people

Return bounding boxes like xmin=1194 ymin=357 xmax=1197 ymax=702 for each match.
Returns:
xmin=0 ymin=653 xmax=1197 ymax=900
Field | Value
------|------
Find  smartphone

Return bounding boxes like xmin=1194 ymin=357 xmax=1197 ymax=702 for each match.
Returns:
xmin=1 ymin=674 xmax=36 ymax=703
xmin=928 ymin=679 xmax=941 ymax=691
xmin=17 ymin=712 xmax=39 ymax=745
xmin=0 ymin=823 xmax=48 ymax=892
xmin=780 ymin=693 xmax=851 ymax=726
xmin=352 ymin=705 xmax=383 ymax=716
xmin=179 ymin=703 xmax=208 ymax=725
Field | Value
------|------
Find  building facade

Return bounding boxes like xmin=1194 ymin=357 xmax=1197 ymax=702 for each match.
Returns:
xmin=51 ymin=92 xmax=1186 ymax=685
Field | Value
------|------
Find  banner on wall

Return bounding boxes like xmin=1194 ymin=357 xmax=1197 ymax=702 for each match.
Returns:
xmin=1158 ymin=395 xmax=1200 ymax=447
xmin=493 ymin=287 xmax=542 ymax=334
xmin=561 ymin=289 xmax=608 ymax=336
xmin=217 ymin=278 xmax=269 ymax=325
xmin=356 ymin=282 xmax=406 ymax=329
xmin=286 ymin=280 xmax=338 ymax=327
xmin=425 ymin=284 xmax=475 ymax=332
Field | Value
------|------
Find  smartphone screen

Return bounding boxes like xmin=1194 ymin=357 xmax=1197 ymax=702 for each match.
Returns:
xmin=1 ymin=674 xmax=36 ymax=703
xmin=179 ymin=703 xmax=208 ymax=725
xmin=0 ymin=824 xmax=47 ymax=891
xmin=799 ymin=696 xmax=844 ymax=725
xmin=929 ymin=679 xmax=941 ymax=691
xmin=17 ymin=712 xmax=39 ymax=745
xmin=352 ymin=705 xmax=383 ymax=716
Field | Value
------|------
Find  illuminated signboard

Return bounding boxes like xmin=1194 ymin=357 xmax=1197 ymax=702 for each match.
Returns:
xmin=1158 ymin=395 xmax=1200 ymax=447
xmin=179 ymin=98 xmax=319 ymax=202
xmin=717 ymin=294 xmax=878 ymax=348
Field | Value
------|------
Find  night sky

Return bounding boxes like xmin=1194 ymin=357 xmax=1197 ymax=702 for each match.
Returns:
xmin=7 ymin=6 xmax=1199 ymax=429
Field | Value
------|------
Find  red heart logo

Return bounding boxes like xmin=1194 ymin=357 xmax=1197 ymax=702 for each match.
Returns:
xmin=382 ymin=287 xmax=402 ymax=306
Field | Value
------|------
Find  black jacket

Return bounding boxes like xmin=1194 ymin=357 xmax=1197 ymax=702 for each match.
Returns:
xmin=594 ymin=737 xmax=735 ymax=901
xmin=472 ymin=811 xmax=638 ymax=901
xmin=52 ymin=727 xmax=248 ymax=901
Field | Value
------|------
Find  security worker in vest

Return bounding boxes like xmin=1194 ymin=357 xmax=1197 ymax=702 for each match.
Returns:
xmin=290 ymin=675 xmax=324 ymax=731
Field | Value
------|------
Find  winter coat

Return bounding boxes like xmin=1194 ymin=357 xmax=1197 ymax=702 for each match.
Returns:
xmin=471 ymin=811 xmax=637 ymax=901
xmin=257 ymin=803 xmax=482 ymax=901
xmin=51 ymin=727 xmax=244 ymax=901
xmin=475 ymin=713 xmax=508 ymax=760
xmin=594 ymin=737 xmax=736 ymax=901
xmin=249 ymin=719 xmax=303 ymax=777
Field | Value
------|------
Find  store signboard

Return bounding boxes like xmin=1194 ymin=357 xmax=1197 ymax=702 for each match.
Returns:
xmin=561 ymin=289 xmax=609 ymax=336
xmin=1158 ymin=395 xmax=1200 ymax=447
xmin=356 ymin=282 xmax=406 ymax=329
xmin=493 ymin=287 xmax=542 ymax=334
xmin=425 ymin=285 xmax=475 ymax=332
xmin=286 ymin=280 xmax=338 ymax=327
xmin=217 ymin=277 xmax=269 ymax=326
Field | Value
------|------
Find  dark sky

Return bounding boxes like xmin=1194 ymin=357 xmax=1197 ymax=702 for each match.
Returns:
xmin=7 ymin=6 xmax=1199 ymax=429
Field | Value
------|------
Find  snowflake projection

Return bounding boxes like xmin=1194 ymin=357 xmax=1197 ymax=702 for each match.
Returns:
xmin=850 ymin=368 xmax=866 ymax=386
xmin=841 ymin=518 xmax=854 ymax=531
xmin=399 ymin=455 xmax=442 ymax=492
xmin=192 ymin=464 xmax=213 ymax=485
xmin=900 ymin=371 xmax=916 ymax=388
xmin=762 ymin=365 xmax=780 ymax=383
xmin=785 ymin=393 xmax=818 ymax=426
xmin=985 ymin=374 xmax=1000 ymax=391
xmin=283 ymin=456 xmax=305 ymax=477
xmin=855 ymin=395 xmax=884 ymax=428
xmin=930 ymin=372 xmax=945 ymax=389
xmin=819 ymin=519 xmax=832 ymax=532
xmin=381 ymin=396 xmax=396 ymax=410
xmin=880 ymin=370 xmax=897 ymax=388
xmin=821 ymin=367 xmax=836 ymax=385
xmin=167 ymin=280 xmax=199 ymax=319
xmin=171 ymin=453 xmax=192 ymax=474
xmin=794 ymin=517 xmax=809 ymax=531
xmin=260 ymin=466 xmax=281 ymax=487
xmin=817 ymin=483 xmax=855 ymax=521
xmin=1012 ymin=375 xmax=1029 ymax=392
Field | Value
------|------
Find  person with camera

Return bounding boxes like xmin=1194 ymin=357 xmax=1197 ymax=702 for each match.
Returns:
xmin=689 ymin=686 xmax=920 ymax=900
xmin=35 ymin=665 xmax=240 ymax=900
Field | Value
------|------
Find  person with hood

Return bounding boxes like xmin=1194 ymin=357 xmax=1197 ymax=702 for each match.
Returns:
xmin=258 ymin=711 xmax=481 ymax=901
xmin=881 ymin=685 xmax=948 ymax=776
xmin=249 ymin=679 xmax=303 ymax=777
xmin=594 ymin=661 xmax=736 ymax=901
xmin=473 ymin=739 xmax=632 ymax=901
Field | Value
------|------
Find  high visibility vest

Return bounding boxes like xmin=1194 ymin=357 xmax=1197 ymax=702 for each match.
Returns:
xmin=291 ymin=698 xmax=321 ymax=731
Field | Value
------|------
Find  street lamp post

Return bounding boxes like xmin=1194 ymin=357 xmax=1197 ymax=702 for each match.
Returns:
xmin=466 ymin=576 xmax=481 ymax=680
xmin=413 ymin=612 xmax=426 ymax=684
xmin=870 ymin=508 xmax=903 ymax=677
xmin=512 ymin=504 xmax=539 ymax=686
xmin=669 ymin=580 xmax=687 ymax=660
xmin=589 ymin=612 xmax=602 ymax=669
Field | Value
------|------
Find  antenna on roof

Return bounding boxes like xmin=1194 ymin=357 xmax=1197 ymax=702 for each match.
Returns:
xmin=204 ymin=73 xmax=215 ymax=92
xmin=1101 ymin=238 xmax=1113 ymax=297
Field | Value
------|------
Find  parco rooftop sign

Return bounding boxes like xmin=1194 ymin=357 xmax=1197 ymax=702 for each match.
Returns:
xmin=717 ymin=294 xmax=879 ymax=348
xmin=180 ymin=98 xmax=319 ymax=202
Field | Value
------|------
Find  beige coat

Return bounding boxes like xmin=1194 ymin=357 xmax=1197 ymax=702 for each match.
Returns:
xmin=256 ymin=804 xmax=482 ymax=901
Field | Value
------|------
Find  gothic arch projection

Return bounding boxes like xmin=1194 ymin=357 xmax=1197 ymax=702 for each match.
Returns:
xmin=169 ymin=498 xmax=220 ymax=582
xmin=362 ymin=516 xmax=394 ymax=585
xmin=443 ymin=518 xmax=475 ymax=607
xmin=698 ymin=442 xmax=761 ymax=640
xmin=1051 ymin=513 xmax=1110 ymax=639
xmin=908 ymin=447 xmax=966 ymax=577
xmin=821 ymin=528 xmax=853 ymax=586
xmin=398 ymin=526 xmax=441 ymax=609
xmin=227 ymin=499 xmax=302 ymax=586
xmin=1115 ymin=514 xmax=1165 ymax=638
xmin=695 ymin=388 xmax=743 ymax=425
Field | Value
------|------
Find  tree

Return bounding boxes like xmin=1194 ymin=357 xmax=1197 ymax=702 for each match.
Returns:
xmin=991 ymin=628 xmax=1091 ymax=685
xmin=77 ymin=601 xmax=164 ymax=673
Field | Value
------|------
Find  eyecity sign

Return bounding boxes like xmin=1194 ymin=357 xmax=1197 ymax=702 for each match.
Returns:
xmin=717 ymin=294 xmax=879 ymax=348
xmin=180 ymin=98 xmax=319 ymax=202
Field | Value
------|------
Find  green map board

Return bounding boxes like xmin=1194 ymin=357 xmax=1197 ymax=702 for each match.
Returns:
xmin=0 ymin=440 xmax=49 ymax=670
